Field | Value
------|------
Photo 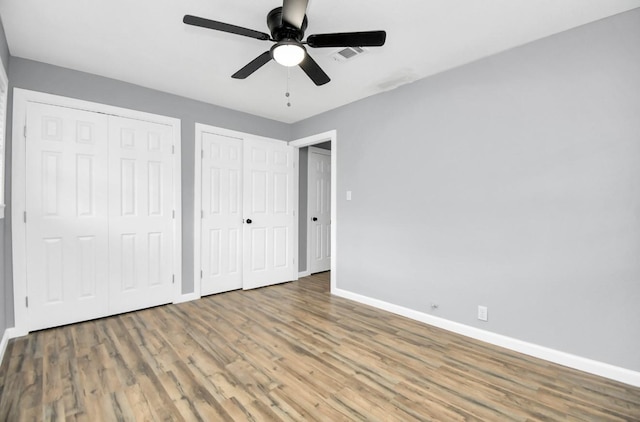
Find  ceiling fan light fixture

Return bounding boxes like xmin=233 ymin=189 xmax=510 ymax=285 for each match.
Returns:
xmin=272 ymin=40 xmax=305 ymax=67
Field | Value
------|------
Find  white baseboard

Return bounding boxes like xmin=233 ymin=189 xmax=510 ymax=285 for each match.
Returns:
xmin=298 ymin=271 xmax=311 ymax=278
xmin=332 ymin=287 xmax=640 ymax=388
xmin=0 ymin=328 xmax=24 ymax=365
xmin=173 ymin=292 xmax=200 ymax=304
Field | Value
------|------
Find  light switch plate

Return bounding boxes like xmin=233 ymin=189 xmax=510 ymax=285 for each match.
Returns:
xmin=478 ymin=305 xmax=488 ymax=321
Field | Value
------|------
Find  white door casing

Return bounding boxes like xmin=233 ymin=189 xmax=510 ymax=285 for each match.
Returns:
xmin=242 ymin=137 xmax=296 ymax=289
xmin=308 ymin=147 xmax=331 ymax=274
xmin=25 ymin=103 xmax=110 ymax=330
xmin=108 ymin=116 xmax=175 ymax=314
xmin=12 ymin=89 xmax=182 ymax=334
xmin=288 ymin=130 xmax=337 ymax=290
xmin=200 ymin=132 xmax=243 ymax=295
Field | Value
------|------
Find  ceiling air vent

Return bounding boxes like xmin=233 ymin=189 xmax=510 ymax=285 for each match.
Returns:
xmin=331 ymin=46 xmax=368 ymax=62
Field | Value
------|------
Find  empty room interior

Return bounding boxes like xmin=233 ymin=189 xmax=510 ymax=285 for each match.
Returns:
xmin=0 ymin=1 xmax=639 ymax=420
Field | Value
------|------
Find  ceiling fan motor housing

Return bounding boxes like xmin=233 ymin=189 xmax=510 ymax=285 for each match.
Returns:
xmin=267 ymin=7 xmax=307 ymax=42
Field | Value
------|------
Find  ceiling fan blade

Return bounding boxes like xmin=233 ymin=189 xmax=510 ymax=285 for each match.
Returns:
xmin=307 ymin=31 xmax=387 ymax=48
xmin=184 ymin=15 xmax=270 ymax=41
xmin=232 ymin=51 xmax=273 ymax=79
xmin=281 ymin=0 xmax=309 ymax=30
xmin=298 ymin=53 xmax=330 ymax=86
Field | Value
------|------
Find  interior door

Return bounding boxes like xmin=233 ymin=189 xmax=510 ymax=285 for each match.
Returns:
xmin=242 ymin=137 xmax=296 ymax=289
xmin=200 ymin=132 xmax=243 ymax=295
xmin=25 ymin=103 xmax=110 ymax=330
xmin=108 ymin=115 xmax=175 ymax=314
xmin=308 ymin=147 xmax=331 ymax=274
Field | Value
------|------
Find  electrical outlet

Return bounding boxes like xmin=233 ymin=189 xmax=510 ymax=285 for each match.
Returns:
xmin=478 ymin=305 xmax=488 ymax=321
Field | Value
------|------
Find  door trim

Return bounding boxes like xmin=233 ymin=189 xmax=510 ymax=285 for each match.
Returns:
xmin=289 ymin=130 xmax=337 ymax=293
xmin=193 ymin=123 xmax=291 ymax=298
xmin=11 ymin=88 xmax=183 ymax=334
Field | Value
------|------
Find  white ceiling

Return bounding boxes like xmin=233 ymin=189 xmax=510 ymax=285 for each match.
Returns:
xmin=1 ymin=1 xmax=638 ymax=123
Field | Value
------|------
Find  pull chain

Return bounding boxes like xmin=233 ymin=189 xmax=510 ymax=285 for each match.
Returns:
xmin=286 ymin=67 xmax=292 ymax=107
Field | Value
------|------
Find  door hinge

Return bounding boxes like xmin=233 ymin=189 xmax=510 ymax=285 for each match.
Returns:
xmin=172 ymin=210 xmax=175 ymax=219
xmin=25 ymin=296 xmax=28 ymax=308
xmin=172 ymin=145 xmax=175 ymax=154
xmin=172 ymin=274 xmax=175 ymax=284
xmin=23 ymin=211 xmax=27 ymax=223
xmin=201 ymin=210 xmax=204 ymax=219
xmin=200 ymin=270 xmax=203 ymax=278
xmin=24 ymin=125 xmax=27 ymax=138
xmin=201 ymin=150 xmax=204 ymax=158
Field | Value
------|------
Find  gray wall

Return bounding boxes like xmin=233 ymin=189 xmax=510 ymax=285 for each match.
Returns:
xmin=3 ymin=57 xmax=291 ymax=322
xmin=0 ymin=17 xmax=9 ymax=337
xmin=292 ymin=9 xmax=640 ymax=371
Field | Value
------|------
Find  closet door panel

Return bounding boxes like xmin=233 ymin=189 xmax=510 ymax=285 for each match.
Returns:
xmin=108 ymin=116 xmax=174 ymax=313
xmin=25 ymin=103 xmax=109 ymax=330
xmin=242 ymin=137 xmax=296 ymax=290
xmin=200 ymin=132 xmax=243 ymax=295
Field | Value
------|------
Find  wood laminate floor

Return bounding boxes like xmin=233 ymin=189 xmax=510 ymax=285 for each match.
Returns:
xmin=0 ymin=272 xmax=639 ymax=421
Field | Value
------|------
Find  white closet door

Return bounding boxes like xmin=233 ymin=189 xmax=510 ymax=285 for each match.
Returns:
xmin=308 ymin=147 xmax=331 ymax=274
xmin=25 ymin=103 xmax=109 ymax=330
xmin=200 ymin=132 xmax=243 ymax=295
xmin=242 ymin=137 xmax=296 ymax=290
xmin=108 ymin=116 xmax=174 ymax=314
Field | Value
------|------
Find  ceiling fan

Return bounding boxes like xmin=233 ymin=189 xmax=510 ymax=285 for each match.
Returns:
xmin=183 ymin=0 xmax=387 ymax=86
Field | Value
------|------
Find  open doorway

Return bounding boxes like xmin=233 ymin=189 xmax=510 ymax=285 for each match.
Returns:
xmin=289 ymin=131 xmax=337 ymax=291
xmin=303 ymin=144 xmax=331 ymax=274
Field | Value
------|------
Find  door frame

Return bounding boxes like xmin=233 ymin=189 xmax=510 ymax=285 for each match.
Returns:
xmin=289 ymin=130 xmax=337 ymax=292
xmin=193 ymin=123 xmax=293 ymax=298
xmin=11 ymin=88 xmax=183 ymax=335
xmin=307 ymin=146 xmax=331 ymax=275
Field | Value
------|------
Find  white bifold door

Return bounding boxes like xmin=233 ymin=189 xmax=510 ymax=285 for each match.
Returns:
xmin=108 ymin=116 xmax=175 ymax=314
xmin=25 ymin=102 xmax=176 ymax=331
xmin=25 ymin=104 xmax=110 ymax=329
xmin=200 ymin=133 xmax=243 ymax=295
xmin=308 ymin=147 xmax=331 ymax=274
xmin=200 ymin=131 xmax=296 ymax=295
